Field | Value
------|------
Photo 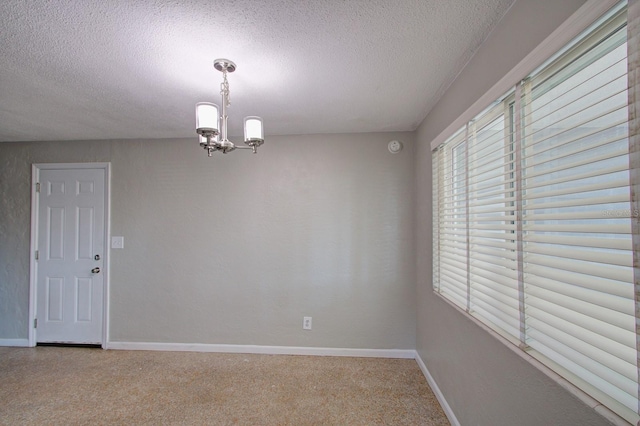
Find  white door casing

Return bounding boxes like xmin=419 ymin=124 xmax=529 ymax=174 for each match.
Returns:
xmin=29 ymin=163 xmax=110 ymax=346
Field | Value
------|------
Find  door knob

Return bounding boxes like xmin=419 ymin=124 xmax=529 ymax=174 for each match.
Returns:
xmin=91 ymin=267 xmax=101 ymax=274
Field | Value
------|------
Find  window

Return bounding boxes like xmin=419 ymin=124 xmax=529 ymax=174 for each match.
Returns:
xmin=432 ymin=2 xmax=639 ymax=423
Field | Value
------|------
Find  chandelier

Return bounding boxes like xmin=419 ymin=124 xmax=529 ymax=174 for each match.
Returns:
xmin=195 ymin=59 xmax=264 ymax=156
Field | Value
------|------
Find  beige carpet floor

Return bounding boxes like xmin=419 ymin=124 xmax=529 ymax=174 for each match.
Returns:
xmin=0 ymin=346 xmax=449 ymax=425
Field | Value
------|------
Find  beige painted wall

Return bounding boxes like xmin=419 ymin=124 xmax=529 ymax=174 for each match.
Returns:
xmin=415 ymin=0 xmax=616 ymax=425
xmin=0 ymin=132 xmax=416 ymax=349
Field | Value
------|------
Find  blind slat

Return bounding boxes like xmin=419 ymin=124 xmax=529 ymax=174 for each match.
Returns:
xmin=526 ymin=286 xmax=634 ymax=331
xmin=527 ymin=329 xmax=637 ymax=397
xmin=525 ymin=263 xmax=632 ymax=298
xmin=526 ymin=274 xmax=634 ymax=315
xmin=524 ymin=233 xmax=631 ymax=250
xmin=524 ymin=253 xmax=633 ymax=282
xmin=525 ymin=242 xmax=633 ymax=267
xmin=522 ymin=178 xmax=630 ymax=201
xmin=524 ymin=223 xmax=630 ymax=234
xmin=525 ymin=298 xmax=635 ymax=349
xmin=523 ymin=193 xmax=630 ymax=210
xmin=527 ymin=316 xmax=637 ymax=382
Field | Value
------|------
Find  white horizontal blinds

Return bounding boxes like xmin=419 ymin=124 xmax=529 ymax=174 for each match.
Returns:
xmin=521 ymin=5 xmax=638 ymax=419
xmin=514 ymin=82 xmax=527 ymax=348
xmin=466 ymin=98 xmax=520 ymax=340
xmin=431 ymin=1 xmax=640 ymax=422
xmin=433 ymin=147 xmax=441 ymax=292
xmin=434 ymin=129 xmax=468 ymax=309
xmin=627 ymin=0 xmax=640 ymax=416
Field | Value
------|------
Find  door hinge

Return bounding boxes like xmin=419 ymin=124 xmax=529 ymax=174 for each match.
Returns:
xmin=34 ymin=318 xmax=37 ymax=328
xmin=36 ymin=182 xmax=41 ymax=193
xmin=35 ymin=250 xmax=39 ymax=260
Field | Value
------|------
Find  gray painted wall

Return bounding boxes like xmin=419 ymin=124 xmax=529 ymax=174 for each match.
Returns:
xmin=1 ymin=132 xmax=416 ymax=349
xmin=415 ymin=0 xmax=615 ymax=425
xmin=0 ymin=0 xmax=625 ymax=424
xmin=0 ymin=140 xmax=113 ymax=339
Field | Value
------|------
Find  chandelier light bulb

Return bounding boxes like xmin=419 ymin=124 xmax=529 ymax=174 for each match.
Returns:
xmin=195 ymin=102 xmax=219 ymax=134
xmin=244 ymin=116 xmax=264 ymax=142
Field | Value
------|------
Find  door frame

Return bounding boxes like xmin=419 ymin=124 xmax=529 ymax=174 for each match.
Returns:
xmin=28 ymin=162 xmax=111 ymax=348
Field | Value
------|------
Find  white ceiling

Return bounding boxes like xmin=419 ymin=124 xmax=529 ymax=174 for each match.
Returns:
xmin=0 ymin=0 xmax=514 ymax=142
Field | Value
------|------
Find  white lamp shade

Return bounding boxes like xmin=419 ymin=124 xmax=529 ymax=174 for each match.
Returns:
xmin=196 ymin=102 xmax=219 ymax=132
xmin=244 ymin=116 xmax=264 ymax=141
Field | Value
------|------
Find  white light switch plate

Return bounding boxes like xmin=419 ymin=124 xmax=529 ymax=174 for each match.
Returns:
xmin=111 ymin=236 xmax=124 ymax=249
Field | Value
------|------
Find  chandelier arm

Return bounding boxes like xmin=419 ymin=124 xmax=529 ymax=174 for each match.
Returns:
xmin=199 ymin=133 xmax=221 ymax=148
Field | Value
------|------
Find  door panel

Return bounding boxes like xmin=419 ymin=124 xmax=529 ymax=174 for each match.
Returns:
xmin=36 ymin=167 xmax=105 ymax=344
xmin=46 ymin=277 xmax=64 ymax=321
xmin=47 ymin=207 xmax=65 ymax=259
xmin=76 ymin=277 xmax=93 ymax=321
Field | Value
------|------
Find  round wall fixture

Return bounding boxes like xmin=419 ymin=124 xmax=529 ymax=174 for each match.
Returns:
xmin=388 ymin=140 xmax=403 ymax=154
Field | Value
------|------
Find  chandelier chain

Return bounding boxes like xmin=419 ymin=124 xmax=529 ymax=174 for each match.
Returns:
xmin=220 ymin=70 xmax=230 ymax=107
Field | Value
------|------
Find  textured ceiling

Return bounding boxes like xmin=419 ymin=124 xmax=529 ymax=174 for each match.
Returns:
xmin=0 ymin=0 xmax=514 ymax=142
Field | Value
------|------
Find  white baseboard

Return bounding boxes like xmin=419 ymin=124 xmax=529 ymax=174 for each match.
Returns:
xmin=105 ymin=341 xmax=415 ymax=359
xmin=0 ymin=338 xmax=30 ymax=347
xmin=415 ymin=352 xmax=461 ymax=426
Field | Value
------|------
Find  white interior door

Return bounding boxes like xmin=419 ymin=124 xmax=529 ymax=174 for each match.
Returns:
xmin=35 ymin=167 xmax=106 ymax=344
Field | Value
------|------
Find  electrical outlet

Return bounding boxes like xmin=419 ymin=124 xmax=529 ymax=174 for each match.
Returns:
xmin=303 ymin=316 xmax=312 ymax=330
